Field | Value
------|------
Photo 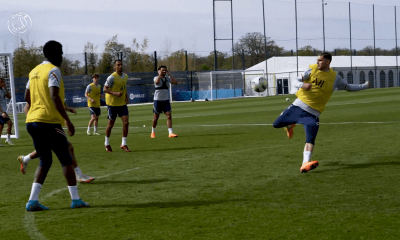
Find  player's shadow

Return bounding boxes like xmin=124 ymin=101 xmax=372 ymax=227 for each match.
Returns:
xmin=189 ymin=132 xmax=245 ymax=137
xmin=137 ymin=146 xmax=219 ymax=152
xmin=91 ymin=179 xmax=170 ymax=185
xmin=313 ymin=158 xmax=400 ymax=173
xmin=93 ymin=198 xmax=244 ymax=209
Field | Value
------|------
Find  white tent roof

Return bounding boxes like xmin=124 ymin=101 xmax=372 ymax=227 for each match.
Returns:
xmin=246 ymin=56 xmax=400 ymax=74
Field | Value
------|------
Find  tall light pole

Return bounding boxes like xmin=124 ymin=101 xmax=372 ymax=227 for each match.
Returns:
xmin=322 ymin=0 xmax=326 ymax=52
xmin=262 ymin=0 xmax=268 ymax=81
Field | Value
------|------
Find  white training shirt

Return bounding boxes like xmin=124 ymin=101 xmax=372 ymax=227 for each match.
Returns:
xmin=26 ymin=61 xmax=62 ymax=90
xmin=153 ymin=76 xmax=171 ymax=101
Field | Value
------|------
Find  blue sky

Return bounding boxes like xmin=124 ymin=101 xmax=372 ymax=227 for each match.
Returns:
xmin=1 ymin=0 xmax=400 ymax=59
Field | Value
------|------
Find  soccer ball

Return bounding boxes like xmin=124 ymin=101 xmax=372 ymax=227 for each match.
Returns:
xmin=253 ymin=77 xmax=268 ymax=92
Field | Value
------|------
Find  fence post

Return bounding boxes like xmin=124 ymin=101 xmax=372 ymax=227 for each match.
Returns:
xmin=154 ymin=51 xmax=157 ymax=72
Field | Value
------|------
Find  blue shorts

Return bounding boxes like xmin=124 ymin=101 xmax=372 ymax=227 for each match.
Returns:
xmin=107 ymin=105 xmax=129 ymax=121
xmin=273 ymin=105 xmax=320 ymax=145
xmin=153 ymin=100 xmax=171 ymax=114
xmin=89 ymin=107 xmax=101 ymax=116
xmin=26 ymin=122 xmax=72 ymax=167
xmin=0 ymin=115 xmax=10 ymax=125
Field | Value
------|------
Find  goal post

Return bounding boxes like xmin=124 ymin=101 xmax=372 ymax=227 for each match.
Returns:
xmin=0 ymin=53 xmax=20 ymax=139
xmin=195 ymin=70 xmax=245 ymax=101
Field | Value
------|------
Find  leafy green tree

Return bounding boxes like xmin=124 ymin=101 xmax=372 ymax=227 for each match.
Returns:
xmin=13 ymin=40 xmax=43 ymax=77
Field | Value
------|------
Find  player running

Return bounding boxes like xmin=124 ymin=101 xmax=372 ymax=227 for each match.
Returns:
xmin=151 ymin=65 xmax=178 ymax=138
xmin=85 ymin=73 xmax=104 ymax=136
xmin=103 ymin=60 xmax=130 ymax=152
xmin=273 ymin=53 xmax=369 ymax=173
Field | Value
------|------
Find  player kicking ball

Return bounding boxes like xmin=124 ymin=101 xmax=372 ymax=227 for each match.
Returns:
xmin=273 ymin=53 xmax=369 ymax=173
xmin=151 ymin=66 xmax=178 ymax=138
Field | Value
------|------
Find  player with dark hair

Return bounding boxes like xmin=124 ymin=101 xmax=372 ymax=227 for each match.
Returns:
xmin=273 ymin=53 xmax=369 ymax=173
xmin=151 ymin=65 xmax=178 ymax=138
xmin=24 ymin=40 xmax=89 ymax=211
xmin=85 ymin=73 xmax=103 ymax=135
xmin=103 ymin=60 xmax=130 ymax=152
xmin=0 ymin=77 xmax=13 ymax=146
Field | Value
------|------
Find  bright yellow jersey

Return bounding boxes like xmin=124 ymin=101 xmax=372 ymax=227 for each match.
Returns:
xmin=295 ymin=64 xmax=337 ymax=113
xmin=26 ymin=63 xmax=65 ymax=124
xmin=87 ymin=83 xmax=101 ymax=108
xmin=105 ymin=72 xmax=128 ymax=107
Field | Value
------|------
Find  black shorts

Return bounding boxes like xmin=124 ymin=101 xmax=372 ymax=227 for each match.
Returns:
xmin=26 ymin=122 xmax=72 ymax=167
xmin=0 ymin=115 xmax=10 ymax=125
xmin=153 ymin=100 xmax=171 ymax=114
xmin=107 ymin=105 xmax=129 ymax=121
xmin=89 ymin=107 xmax=101 ymax=116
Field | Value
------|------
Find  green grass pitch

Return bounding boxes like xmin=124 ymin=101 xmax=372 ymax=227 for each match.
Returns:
xmin=1 ymin=87 xmax=400 ymax=239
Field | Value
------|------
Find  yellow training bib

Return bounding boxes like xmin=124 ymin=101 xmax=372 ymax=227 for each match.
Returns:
xmin=296 ymin=64 xmax=336 ymax=113
xmin=87 ymin=83 xmax=101 ymax=108
xmin=26 ymin=63 xmax=65 ymax=124
xmin=105 ymin=72 xmax=127 ymax=107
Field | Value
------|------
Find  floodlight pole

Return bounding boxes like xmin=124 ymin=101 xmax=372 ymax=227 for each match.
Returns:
xmin=295 ymin=0 xmax=299 ymax=76
xmin=373 ymin=4 xmax=377 ymax=88
xmin=262 ymin=0 xmax=268 ymax=81
xmin=322 ymin=0 xmax=326 ymax=52
xmin=395 ymin=6 xmax=399 ymax=87
xmin=349 ymin=2 xmax=353 ymax=82
xmin=213 ymin=0 xmax=217 ymax=70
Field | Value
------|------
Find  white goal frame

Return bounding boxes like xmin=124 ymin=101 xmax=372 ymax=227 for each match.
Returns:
xmin=0 ymin=53 xmax=19 ymax=139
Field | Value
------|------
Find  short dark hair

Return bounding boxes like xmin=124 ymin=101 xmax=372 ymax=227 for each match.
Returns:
xmin=114 ymin=59 xmax=122 ymax=65
xmin=320 ymin=52 xmax=332 ymax=63
xmin=92 ymin=73 xmax=99 ymax=79
xmin=43 ymin=41 xmax=62 ymax=59
xmin=158 ymin=65 xmax=167 ymax=70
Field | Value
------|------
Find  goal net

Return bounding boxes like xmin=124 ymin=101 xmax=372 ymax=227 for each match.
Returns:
xmin=196 ymin=71 xmax=244 ymax=101
xmin=0 ymin=53 xmax=19 ymax=139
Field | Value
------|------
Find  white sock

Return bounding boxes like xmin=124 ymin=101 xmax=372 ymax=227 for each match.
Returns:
xmin=74 ymin=167 xmax=83 ymax=178
xmin=122 ymin=137 xmax=127 ymax=146
xmin=7 ymin=134 xmax=10 ymax=141
xmin=168 ymin=128 xmax=173 ymax=134
xmin=152 ymin=127 xmax=156 ymax=133
xmin=94 ymin=126 xmax=97 ymax=132
xmin=29 ymin=183 xmax=42 ymax=201
xmin=303 ymin=151 xmax=312 ymax=164
xmin=23 ymin=155 xmax=32 ymax=163
xmin=105 ymin=137 xmax=110 ymax=146
xmin=68 ymin=185 xmax=80 ymax=200
xmin=87 ymin=126 xmax=91 ymax=131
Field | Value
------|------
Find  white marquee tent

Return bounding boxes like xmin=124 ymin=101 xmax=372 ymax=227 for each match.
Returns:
xmin=244 ymin=56 xmax=400 ymax=96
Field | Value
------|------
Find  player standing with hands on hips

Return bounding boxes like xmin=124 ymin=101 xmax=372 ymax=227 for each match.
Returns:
xmin=24 ymin=40 xmax=89 ymax=211
xmin=0 ymin=78 xmax=13 ymax=146
xmin=273 ymin=53 xmax=369 ymax=173
xmin=151 ymin=66 xmax=178 ymax=138
xmin=103 ymin=60 xmax=130 ymax=152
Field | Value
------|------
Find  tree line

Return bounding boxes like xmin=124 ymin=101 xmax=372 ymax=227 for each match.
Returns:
xmin=12 ymin=33 xmax=400 ymax=78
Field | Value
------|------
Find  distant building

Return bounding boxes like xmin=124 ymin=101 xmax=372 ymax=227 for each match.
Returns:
xmin=245 ymin=56 xmax=400 ymax=96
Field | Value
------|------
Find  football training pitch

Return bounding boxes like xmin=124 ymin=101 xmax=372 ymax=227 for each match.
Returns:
xmin=1 ymin=87 xmax=399 ymax=240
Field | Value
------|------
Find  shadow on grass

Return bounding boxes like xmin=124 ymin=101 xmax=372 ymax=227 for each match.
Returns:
xmin=91 ymin=179 xmax=170 ymax=184
xmin=313 ymin=157 xmax=400 ymax=173
xmin=189 ymin=132 xmax=245 ymax=138
xmin=92 ymin=198 xmax=244 ymax=209
xmin=136 ymin=146 xmax=219 ymax=152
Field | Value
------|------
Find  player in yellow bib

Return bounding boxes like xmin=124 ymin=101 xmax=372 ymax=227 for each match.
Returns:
xmin=85 ymin=73 xmax=104 ymax=135
xmin=24 ymin=41 xmax=89 ymax=211
xmin=103 ymin=60 xmax=130 ymax=152
xmin=273 ymin=53 xmax=370 ymax=173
